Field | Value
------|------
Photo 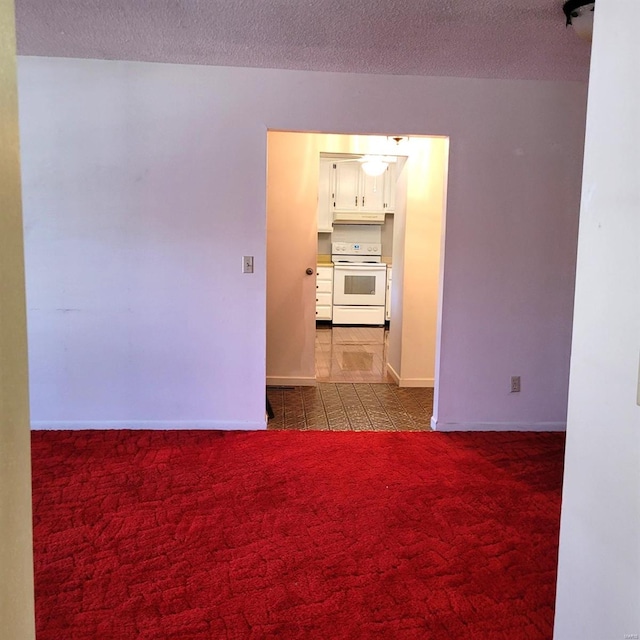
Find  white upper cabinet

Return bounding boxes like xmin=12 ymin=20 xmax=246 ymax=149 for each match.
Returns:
xmin=360 ymin=171 xmax=387 ymax=213
xmin=332 ymin=160 xmax=395 ymax=213
xmin=333 ymin=161 xmax=363 ymax=211
xmin=317 ymin=158 xmax=334 ymax=233
xmin=317 ymin=157 xmax=397 ymax=232
xmin=383 ymin=163 xmax=396 ymax=213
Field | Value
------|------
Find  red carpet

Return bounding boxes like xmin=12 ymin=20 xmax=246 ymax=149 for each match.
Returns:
xmin=31 ymin=430 xmax=565 ymax=639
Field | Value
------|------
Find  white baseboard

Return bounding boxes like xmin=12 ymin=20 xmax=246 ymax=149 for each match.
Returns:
xmin=31 ymin=420 xmax=267 ymax=431
xmin=431 ymin=417 xmax=566 ymax=432
xmin=398 ymin=378 xmax=434 ymax=388
xmin=385 ymin=364 xmax=433 ymax=388
xmin=267 ymin=376 xmax=316 ymax=387
xmin=386 ymin=363 xmax=400 ymax=384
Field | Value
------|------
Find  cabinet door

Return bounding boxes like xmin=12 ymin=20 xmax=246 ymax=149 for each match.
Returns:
xmin=316 ymin=266 xmax=333 ymax=320
xmin=333 ymin=161 xmax=361 ymax=211
xmin=317 ymin=159 xmax=333 ymax=232
xmin=361 ymin=171 xmax=386 ymax=212
xmin=383 ymin=163 xmax=396 ymax=212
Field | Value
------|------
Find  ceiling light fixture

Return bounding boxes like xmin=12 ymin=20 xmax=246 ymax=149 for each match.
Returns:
xmin=360 ymin=156 xmax=389 ymax=177
xmin=563 ymin=0 xmax=595 ymax=42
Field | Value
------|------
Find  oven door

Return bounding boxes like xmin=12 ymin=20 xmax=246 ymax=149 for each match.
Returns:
xmin=333 ymin=264 xmax=387 ymax=307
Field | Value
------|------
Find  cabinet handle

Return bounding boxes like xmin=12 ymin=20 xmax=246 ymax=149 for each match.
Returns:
xmin=354 ymin=195 xmax=357 ymax=206
xmin=362 ymin=196 xmax=365 ymax=206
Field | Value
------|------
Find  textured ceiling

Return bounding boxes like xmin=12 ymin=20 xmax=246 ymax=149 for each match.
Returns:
xmin=14 ymin=0 xmax=591 ymax=82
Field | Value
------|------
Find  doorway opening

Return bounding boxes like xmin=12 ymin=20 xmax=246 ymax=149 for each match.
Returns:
xmin=266 ymin=131 xmax=449 ymax=431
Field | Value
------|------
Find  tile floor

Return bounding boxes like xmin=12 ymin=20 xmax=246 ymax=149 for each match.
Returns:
xmin=315 ymin=325 xmax=394 ymax=383
xmin=267 ymin=325 xmax=433 ymax=432
xmin=267 ymin=383 xmax=433 ymax=431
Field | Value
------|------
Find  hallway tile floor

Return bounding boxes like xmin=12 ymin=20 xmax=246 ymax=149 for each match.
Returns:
xmin=267 ymin=384 xmax=433 ymax=432
xmin=268 ymin=326 xmax=433 ymax=431
xmin=315 ymin=325 xmax=395 ymax=383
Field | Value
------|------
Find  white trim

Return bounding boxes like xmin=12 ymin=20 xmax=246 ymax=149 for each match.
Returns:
xmin=385 ymin=364 xmax=434 ymax=388
xmin=386 ymin=362 xmax=400 ymax=384
xmin=431 ymin=419 xmax=566 ymax=432
xmin=266 ymin=376 xmax=316 ymax=387
xmin=31 ymin=420 xmax=267 ymax=431
xmin=398 ymin=377 xmax=435 ymax=388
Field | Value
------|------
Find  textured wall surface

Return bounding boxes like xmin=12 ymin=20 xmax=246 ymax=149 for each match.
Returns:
xmin=14 ymin=0 xmax=591 ymax=81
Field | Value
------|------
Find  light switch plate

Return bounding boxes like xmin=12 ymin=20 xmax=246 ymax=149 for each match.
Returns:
xmin=243 ymin=256 xmax=254 ymax=274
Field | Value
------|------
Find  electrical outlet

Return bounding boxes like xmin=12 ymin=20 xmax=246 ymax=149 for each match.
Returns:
xmin=510 ymin=376 xmax=521 ymax=393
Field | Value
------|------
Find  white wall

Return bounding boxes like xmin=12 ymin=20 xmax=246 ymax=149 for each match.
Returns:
xmin=18 ymin=56 xmax=586 ymax=430
xmin=391 ymin=137 xmax=448 ymax=388
xmin=554 ymin=0 xmax=640 ymax=637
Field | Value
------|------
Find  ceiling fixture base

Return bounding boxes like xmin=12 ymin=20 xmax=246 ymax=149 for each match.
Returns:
xmin=562 ymin=0 xmax=595 ymax=42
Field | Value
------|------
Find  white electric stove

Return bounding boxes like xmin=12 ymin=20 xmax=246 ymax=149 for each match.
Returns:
xmin=331 ymin=242 xmax=387 ymax=325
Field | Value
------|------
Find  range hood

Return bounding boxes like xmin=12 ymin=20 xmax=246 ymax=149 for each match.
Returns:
xmin=333 ymin=211 xmax=385 ymax=225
